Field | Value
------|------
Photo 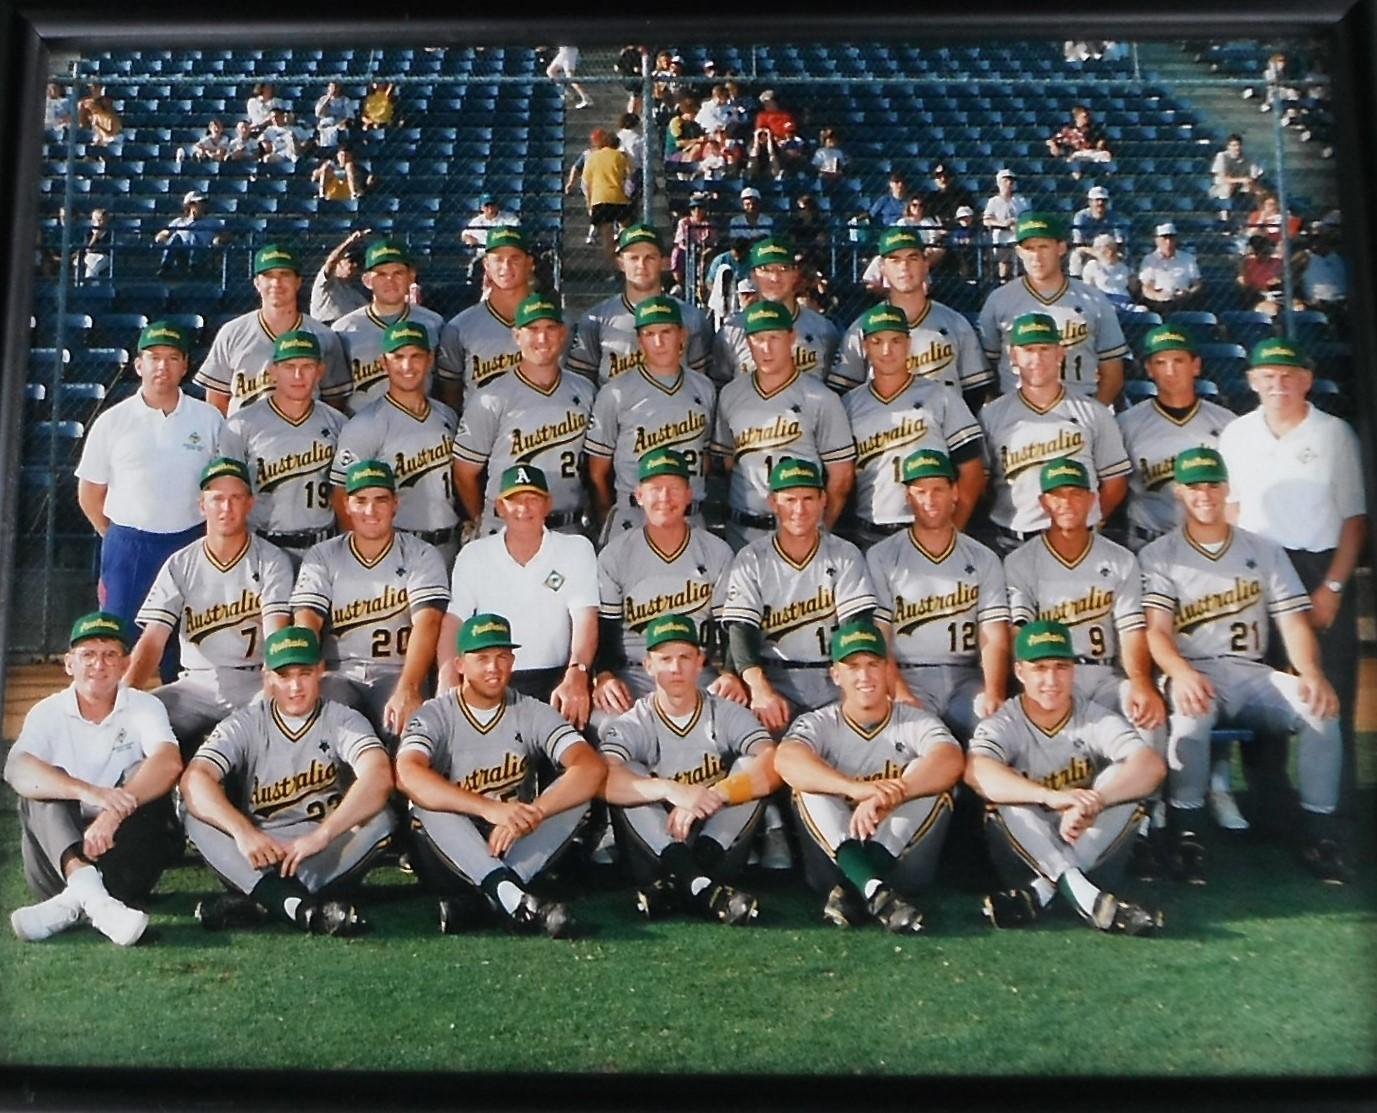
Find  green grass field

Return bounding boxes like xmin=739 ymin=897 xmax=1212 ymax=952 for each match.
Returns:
xmin=1 ymin=760 xmax=1374 ymax=1078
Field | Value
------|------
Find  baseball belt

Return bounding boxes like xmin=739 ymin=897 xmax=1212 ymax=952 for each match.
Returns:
xmin=258 ymin=527 xmax=332 ymax=548
xmin=993 ymin=524 xmax=1037 ymax=544
xmin=765 ymin=659 xmax=833 ymax=670
xmin=403 ymin=525 xmax=458 ymax=545
xmin=841 ymin=515 xmax=907 ymax=537
xmin=727 ymin=507 xmax=775 ymax=531
xmin=545 ymin=509 xmax=583 ymax=529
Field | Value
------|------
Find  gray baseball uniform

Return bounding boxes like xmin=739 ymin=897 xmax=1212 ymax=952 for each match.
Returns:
xmin=435 ymin=299 xmax=523 ymax=395
xmin=828 ymin=299 xmax=993 ymax=394
xmin=711 ymin=303 xmax=841 ymax=386
xmin=565 ymin=292 xmax=713 ymax=385
xmin=977 ymin=277 xmax=1129 ymax=395
xmin=331 ymin=303 xmax=446 ymax=415
xmin=195 ymin=311 xmax=352 ymax=413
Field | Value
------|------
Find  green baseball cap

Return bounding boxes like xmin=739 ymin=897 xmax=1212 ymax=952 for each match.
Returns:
xmin=830 ymin=619 xmax=888 ymax=663
xmin=365 ymin=238 xmax=411 ymax=271
xmin=513 ymin=293 xmax=562 ymax=328
xmin=458 ymin=612 xmax=521 ymax=653
xmin=1142 ymin=323 xmax=1196 ymax=358
xmin=264 ymin=626 xmax=321 ymax=671
xmin=345 ymin=459 xmax=396 ymax=494
xmin=876 ymin=227 xmax=924 ymax=256
xmin=69 ymin=610 xmax=131 ymax=649
xmin=381 ymin=320 xmax=432 ymax=353
xmin=137 ymin=320 xmax=190 ymax=353
xmin=253 ymin=242 xmax=300 ymax=275
xmin=1014 ymin=618 xmax=1076 ymax=662
xmin=272 ymin=329 xmax=321 ymax=363
xmin=860 ymin=303 xmax=910 ymax=337
xmin=768 ymin=456 xmax=824 ymax=491
xmin=1015 ymin=212 xmax=1066 ymax=243
xmin=1173 ymin=447 xmax=1229 ymax=485
xmin=1010 ymin=312 xmax=1061 ymax=347
xmin=1249 ymin=337 xmax=1309 ymax=369
xmin=200 ymin=456 xmax=251 ymax=489
xmin=743 ymin=299 xmax=793 ymax=335
xmin=901 ymin=448 xmax=956 ymax=483
xmin=1039 ymin=457 xmax=1091 ymax=492
xmin=643 ymin=613 xmax=699 ymax=651
xmin=749 ymin=236 xmax=796 ymax=269
xmin=637 ymin=447 xmax=691 ymax=482
xmin=485 ymin=226 xmax=529 ymax=253
xmin=634 ymin=295 xmax=683 ymax=331
xmin=498 ymin=464 xmax=549 ymax=499
xmin=616 ymin=223 xmax=664 ymax=253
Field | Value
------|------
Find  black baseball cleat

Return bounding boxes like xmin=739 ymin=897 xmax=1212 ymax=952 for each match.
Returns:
xmin=1167 ymin=835 xmax=1207 ymax=886
xmin=694 ymin=882 xmax=759 ymax=926
xmin=438 ymin=891 xmax=491 ymax=934
xmin=1086 ymin=890 xmax=1164 ymax=936
xmin=194 ymin=893 xmax=268 ymax=932
xmin=301 ymin=899 xmax=368 ymax=937
xmin=981 ymin=887 xmax=1039 ymax=929
xmin=821 ymin=884 xmax=867 ymax=928
xmin=508 ymin=893 xmax=575 ymax=938
xmin=634 ymin=878 xmax=679 ymax=920
xmin=866 ymin=886 xmax=924 ymax=935
xmin=1301 ymin=839 xmax=1355 ymax=885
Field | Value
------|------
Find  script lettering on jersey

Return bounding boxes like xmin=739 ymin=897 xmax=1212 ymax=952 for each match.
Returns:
xmin=1039 ymin=586 xmax=1115 ymax=627
xmin=631 ymin=412 xmax=708 ymax=456
xmin=459 ymin=751 xmax=529 ymax=799
xmin=857 ymin=759 xmax=906 ymax=783
xmin=232 ymin=367 xmax=274 ymax=402
xmin=1037 ymin=755 xmax=1095 ymax=792
xmin=251 ymin=758 xmax=339 ymax=819
xmin=350 ymin=356 xmax=387 ymax=393
xmin=893 ymin=583 xmax=980 ymax=635
xmin=735 ymin=415 xmax=803 ymax=457
xmin=1000 ymin=429 xmax=1086 ymax=480
xmin=509 ymin=412 xmax=589 ymax=460
xmin=183 ymin=589 xmax=262 ymax=644
xmin=332 ymin=584 xmax=410 ymax=635
xmin=608 ymin=348 xmax=647 ymax=379
xmin=792 ymin=345 xmax=820 ymax=376
xmin=256 ymin=441 xmax=335 ymax=492
xmin=907 ymin=337 xmax=956 ymax=377
xmin=1058 ymin=318 xmax=1091 ymax=348
xmin=394 ymin=437 xmax=455 ymax=489
xmin=761 ymin=585 xmax=835 ymax=640
xmin=1175 ymin=577 xmax=1263 ymax=635
xmin=472 ymin=351 xmax=521 ymax=388
xmin=625 ymin=580 xmax=714 ymax=630
xmin=1139 ymin=454 xmax=1177 ymax=492
xmin=670 ymin=752 xmax=724 ymax=787
xmin=854 ymin=414 xmax=930 ymax=467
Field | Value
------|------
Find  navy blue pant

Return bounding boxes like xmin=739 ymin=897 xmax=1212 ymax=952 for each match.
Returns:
xmin=98 ymin=522 xmax=203 ymax=683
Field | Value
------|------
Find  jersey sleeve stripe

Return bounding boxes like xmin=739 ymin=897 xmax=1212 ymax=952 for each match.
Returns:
xmin=946 ymin=423 xmax=984 ymax=451
xmin=262 ymin=600 xmax=293 ymax=618
xmin=1142 ymin=592 xmax=1175 ymax=611
xmin=135 ymin=607 xmax=179 ymax=629
xmin=600 ymin=741 xmax=633 ymax=763
xmin=720 ymin=606 xmax=762 ymax=623
xmin=740 ymin=729 xmax=772 ymax=755
xmin=961 ymin=367 xmax=996 ymax=389
xmin=1267 ymin=594 xmax=1311 ymax=616
xmin=874 ymin=605 xmax=894 ymax=623
xmin=1009 ymin=603 xmax=1037 ymax=624
xmin=396 ymin=737 xmax=434 ymax=757
xmin=979 ymin=603 xmax=1012 ymax=624
xmin=319 ymin=380 xmax=351 ymax=400
xmin=1097 ymin=341 xmax=1131 ymax=360
xmin=192 ymin=749 xmax=233 ymax=777
xmin=598 ymin=603 xmax=622 ymax=619
xmin=584 ymin=438 xmax=615 ymax=458
xmin=345 ymin=737 xmax=388 ymax=765
xmin=1114 ymin=613 xmax=1147 ymax=632
xmin=450 ymin=443 xmax=489 ymax=464
xmin=820 ymin=445 xmax=858 ymax=463
xmin=835 ymin=592 xmax=879 ymax=621
xmin=1098 ymin=458 xmax=1133 ymax=480
xmin=193 ymin=368 xmax=230 ymax=391
xmin=289 ymin=591 xmax=331 ymax=613
xmin=548 ymin=724 xmax=583 ymax=764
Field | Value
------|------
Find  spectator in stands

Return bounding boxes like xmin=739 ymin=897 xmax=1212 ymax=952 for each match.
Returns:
xmin=73 ymin=208 xmax=112 ymax=283
xmin=227 ymin=120 xmax=257 ymax=161
xmin=728 ymin=186 xmax=773 ymax=242
xmin=694 ymin=136 xmax=730 ymax=181
xmin=697 ymin=85 xmax=734 ymax=135
xmin=310 ymin=230 xmax=369 ymax=325
xmin=547 ymin=45 xmax=593 ymax=110
xmin=706 ymin=238 xmax=753 ymax=329
xmin=754 ymin=90 xmax=797 ymax=140
xmin=665 ymin=95 xmax=709 ymax=172
xmin=360 ymin=81 xmax=397 ymax=131
xmin=582 ymin=128 xmax=635 ymax=263
xmin=76 ymin=84 xmax=121 ymax=147
xmin=1208 ymin=133 xmax=1261 ymax=217
xmin=798 ymin=265 xmax=836 ymax=317
xmin=1080 ymin=234 xmax=1134 ymax=308
xmin=260 ymin=106 xmax=308 ymax=164
xmin=1137 ymin=221 xmax=1203 ymax=315
xmin=1245 ymin=190 xmax=1303 ymax=245
xmin=789 ymin=193 xmax=829 ymax=266
xmin=811 ymin=127 xmax=848 ymax=188
xmin=310 ymin=158 xmax=352 ymax=201
xmin=335 ymin=146 xmax=369 ymax=198
xmin=154 ymin=191 xmax=228 ymax=277
xmin=869 ymin=172 xmax=909 ymax=228
xmin=616 ymin=44 xmax=645 ymax=113
xmin=1296 ymin=224 xmax=1347 ymax=324
xmin=672 ymin=193 xmax=717 ymax=300
xmin=186 ymin=118 xmax=231 ymax=164
xmin=1046 ymin=103 xmax=1112 ymax=172
xmin=313 ymin=81 xmax=355 ymax=150
xmin=982 ymin=168 xmax=1030 ymax=281
xmin=721 ymin=80 xmax=753 ymax=139
xmin=941 ymin=204 xmax=979 ymax=281
xmin=1238 ymin=233 xmax=1286 ymax=317
xmin=617 ymin=112 xmax=647 ymax=197
xmin=461 ymin=196 xmax=520 ymax=252
xmin=44 ymin=82 xmax=70 ymax=134
xmin=924 ymin=163 xmax=976 ymax=227
xmin=245 ymin=82 xmax=281 ymax=136
xmin=1069 ymin=185 xmax=1127 ymax=277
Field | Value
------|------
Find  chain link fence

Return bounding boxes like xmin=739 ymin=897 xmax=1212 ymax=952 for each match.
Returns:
xmin=15 ymin=37 xmax=1348 ymax=655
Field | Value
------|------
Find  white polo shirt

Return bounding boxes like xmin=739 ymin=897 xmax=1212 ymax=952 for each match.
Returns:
xmin=1138 ymin=249 xmax=1201 ymax=298
xmin=1218 ymin=404 xmax=1366 ymax=552
xmin=75 ymin=390 xmax=224 ymax=534
xmin=447 ymin=528 xmax=599 ymax=670
xmin=8 ymin=684 xmax=178 ymax=818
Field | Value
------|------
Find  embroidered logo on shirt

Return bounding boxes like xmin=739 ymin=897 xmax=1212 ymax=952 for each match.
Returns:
xmin=544 ymin=571 xmax=566 ymax=591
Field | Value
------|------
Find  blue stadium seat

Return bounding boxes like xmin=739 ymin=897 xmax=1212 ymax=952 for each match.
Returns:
xmin=23 ymin=420 xmax=84 ymax=466
xmin=1166 ymin=309 xmax=1219 ymax=335
xmin=91 ymin=314 xmax=149 ymax=347
xmin=69 ymin=348 xmax=131 ymax=384
xmin=1286 ymin=308 xmax=1331 ymax=346
xmin=1218 ymin=309 xmax=1274 ymax=348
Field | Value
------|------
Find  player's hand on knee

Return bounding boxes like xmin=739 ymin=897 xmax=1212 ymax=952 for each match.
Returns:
xmin=1127 ymin=679 xmax=1167 ymax=730
xmin=1298 ymin=671 xmax=1340 ymax=720
xmin=279 ymin=826 xmax=331 ymax=877
xmin=1169 ymin=668 xmax=1215 ymax=718
xmin=592 ymin=673 xmax=634 ymax=715
xmin=749 ymin=689 xmax=791 ymax=734
xmin=666 ymin=806 xmax=698 ymax=841
xmin=973 ymin=690 xmax=1003 ymax=720
xmin=236 ymin=828 xmax=286 ymax=870
xmin=1059 ymin=804 xmax=1090 ymax=843
xmin=849 ymin=795 xmax=888 ymax=840
xmin=383 ymin=685 xmax=423 ymax=737
xmin=83 ymin=811 xmax=120 ymax=859
xmin=707 ymin=672 xmax=750 ymax=705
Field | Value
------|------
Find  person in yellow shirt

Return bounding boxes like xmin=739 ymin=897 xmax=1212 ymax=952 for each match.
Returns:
xmin=581 ymin=128 xmax=634 ymax=264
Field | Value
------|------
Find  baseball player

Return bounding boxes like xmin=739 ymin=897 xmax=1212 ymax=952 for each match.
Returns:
xmin=195 ymin=243 xmax=352 ymax=415
xmin=866 ymin=449 xmax=1010 ymax=742
xmin=600 ymin=614 xmax=778 ymax=924
xmin=330 ymin=320 xmax=461 ymax=566
xmin=451 ymin=294 xmax=593 ymax=538
xmin=395 ymin=612 xmax=608 ymax=937
xmin=839 ymin=302 xmax=986 ymax=549
xmin=123 ymin=458 xmax=294 ymax=760
xmin=977 ymin=312 xmax=1131 ymax=555
xmin=292 ymin=460 xmax=449 ymax=742
xmin=180 ymin=625 xmax=395 ymax=936
xmin=710 ymin=299 xmax=856 ymax=551
xmin=1117 ymin=325 xmax=1236 ymax=552
xmin=711 ymin=236 xmax=841 ymax=385
xmin=827 ymin=227 xmax=992 ymax=398
xmin=775 ymin=619 xmax=963 ymax=933
xmin=977 ymin=212 xmax=1128 ymax=404
xmin=722 ymin=458 xmax=878 ymax=732
xmin=220 ymin=329 xmax=346 ymax=570
xmin=434 ymin=225 xmax=536 ymax=409
xmin=7 ymin=612 xmax=182 ymax=947
xmin=331 ymin=239 xmax=446 ymax=415
xmin=965 ymin=619 xmax=1166 ymax=935
xmin=564 ymin=224 xmax=714 ymax=386
xmin=1139 ymin=448 xmax=1349 ymax=884
xmin=594 ymin=449 xmax=741 ymax=715
xmin=585 ymin=296 xmax=717 ymax=542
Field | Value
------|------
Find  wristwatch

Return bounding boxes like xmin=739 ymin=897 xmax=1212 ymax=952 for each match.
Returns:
xmin=567 ymin=661 xmax=590 ymax=674
xmin=1324 ymin=579 xmax=1345 ymax=594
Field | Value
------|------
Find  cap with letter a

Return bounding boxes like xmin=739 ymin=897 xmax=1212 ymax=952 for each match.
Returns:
xmin=499 ymin=464 xmax=549 ymax=499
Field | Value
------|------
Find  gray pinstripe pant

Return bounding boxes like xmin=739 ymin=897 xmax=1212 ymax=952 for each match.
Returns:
xmin=408 ymin=801 xmax=589 ymax=889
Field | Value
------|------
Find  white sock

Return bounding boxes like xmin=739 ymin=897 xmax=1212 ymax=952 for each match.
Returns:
xmin=496 ymin=880 xmax=524 ymax=915
xmin=1060 ymin=868 xmax=1100 ymax=916
xmin=64 ymin=864 xmax=108 ymax=904
xmin=862 ymin=878 xmax=883 ymax=900
xmin=1210 ymin=757 xmax=1234 ymax=795
xmin=1031 ymin=877 xmax=1057 ymax=907
xmin=688 ymin=876 xmax=711 ymax=897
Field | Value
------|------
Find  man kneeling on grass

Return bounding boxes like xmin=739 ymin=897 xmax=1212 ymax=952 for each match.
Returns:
xmin=181 ymin=625 xmax=395 ymax=936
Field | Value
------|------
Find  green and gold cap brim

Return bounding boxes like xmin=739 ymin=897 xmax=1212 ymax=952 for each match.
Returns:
xmin=513 ymin=294 xmax=562 ymax=328
xmin=1038 ymin=457 xmax=1091 ymax=492
xmin=253 ymin=243 xmax=300 ymax=275
xmin=1173 ymin=447 xmax=1229 ymax=485
xmin=264 ymin=626 xmax=322 ymax=670
xmin=901 ymin=448 xmax=956 ymax=483
xmin=458 ymin=612 xmax=521 ymax=653
xmin=768 ymin=456 xmax=824 ymax=491
xmin=1014 ymin=618 xmax=1077 ymax=661
xmin=830 ymin=619 xmax=888 ymax=663
xmin=637 ymin=448 xmax=691 ymax=482
xmin=382 ymin=320 xmax=432 ymax=353
xmin=69 ymin=610 xmax=131 ymax=649
xmin=137 ymin=320 xmax=190 ymax=353
xmin=272 ymin=329 xmax=322 ymax=363
xmin=344 ymin=459 xmax=396 ymax=494
xmin=498 ymin=464 xmax=550 ymax=498
xmin=644 ymin=613 xmax=700 ymax=651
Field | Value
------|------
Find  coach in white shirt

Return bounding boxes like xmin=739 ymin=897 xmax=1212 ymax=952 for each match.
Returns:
xmin=1218 ymin=336 xmax=1367 ymax=822
xmin=75 ymin=320 xmax=224 ymax=682
xmin=437 ymin=465 xmax=599 ymax=728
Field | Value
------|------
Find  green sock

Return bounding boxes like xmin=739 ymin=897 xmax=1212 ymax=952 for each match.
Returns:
xmin=835 ymin=841 xmax=882 ymax=900
xmin=250 ymin=876 xmax=313 ymax=929
xmin=863 ymin=841 xmax=894 ymax=876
